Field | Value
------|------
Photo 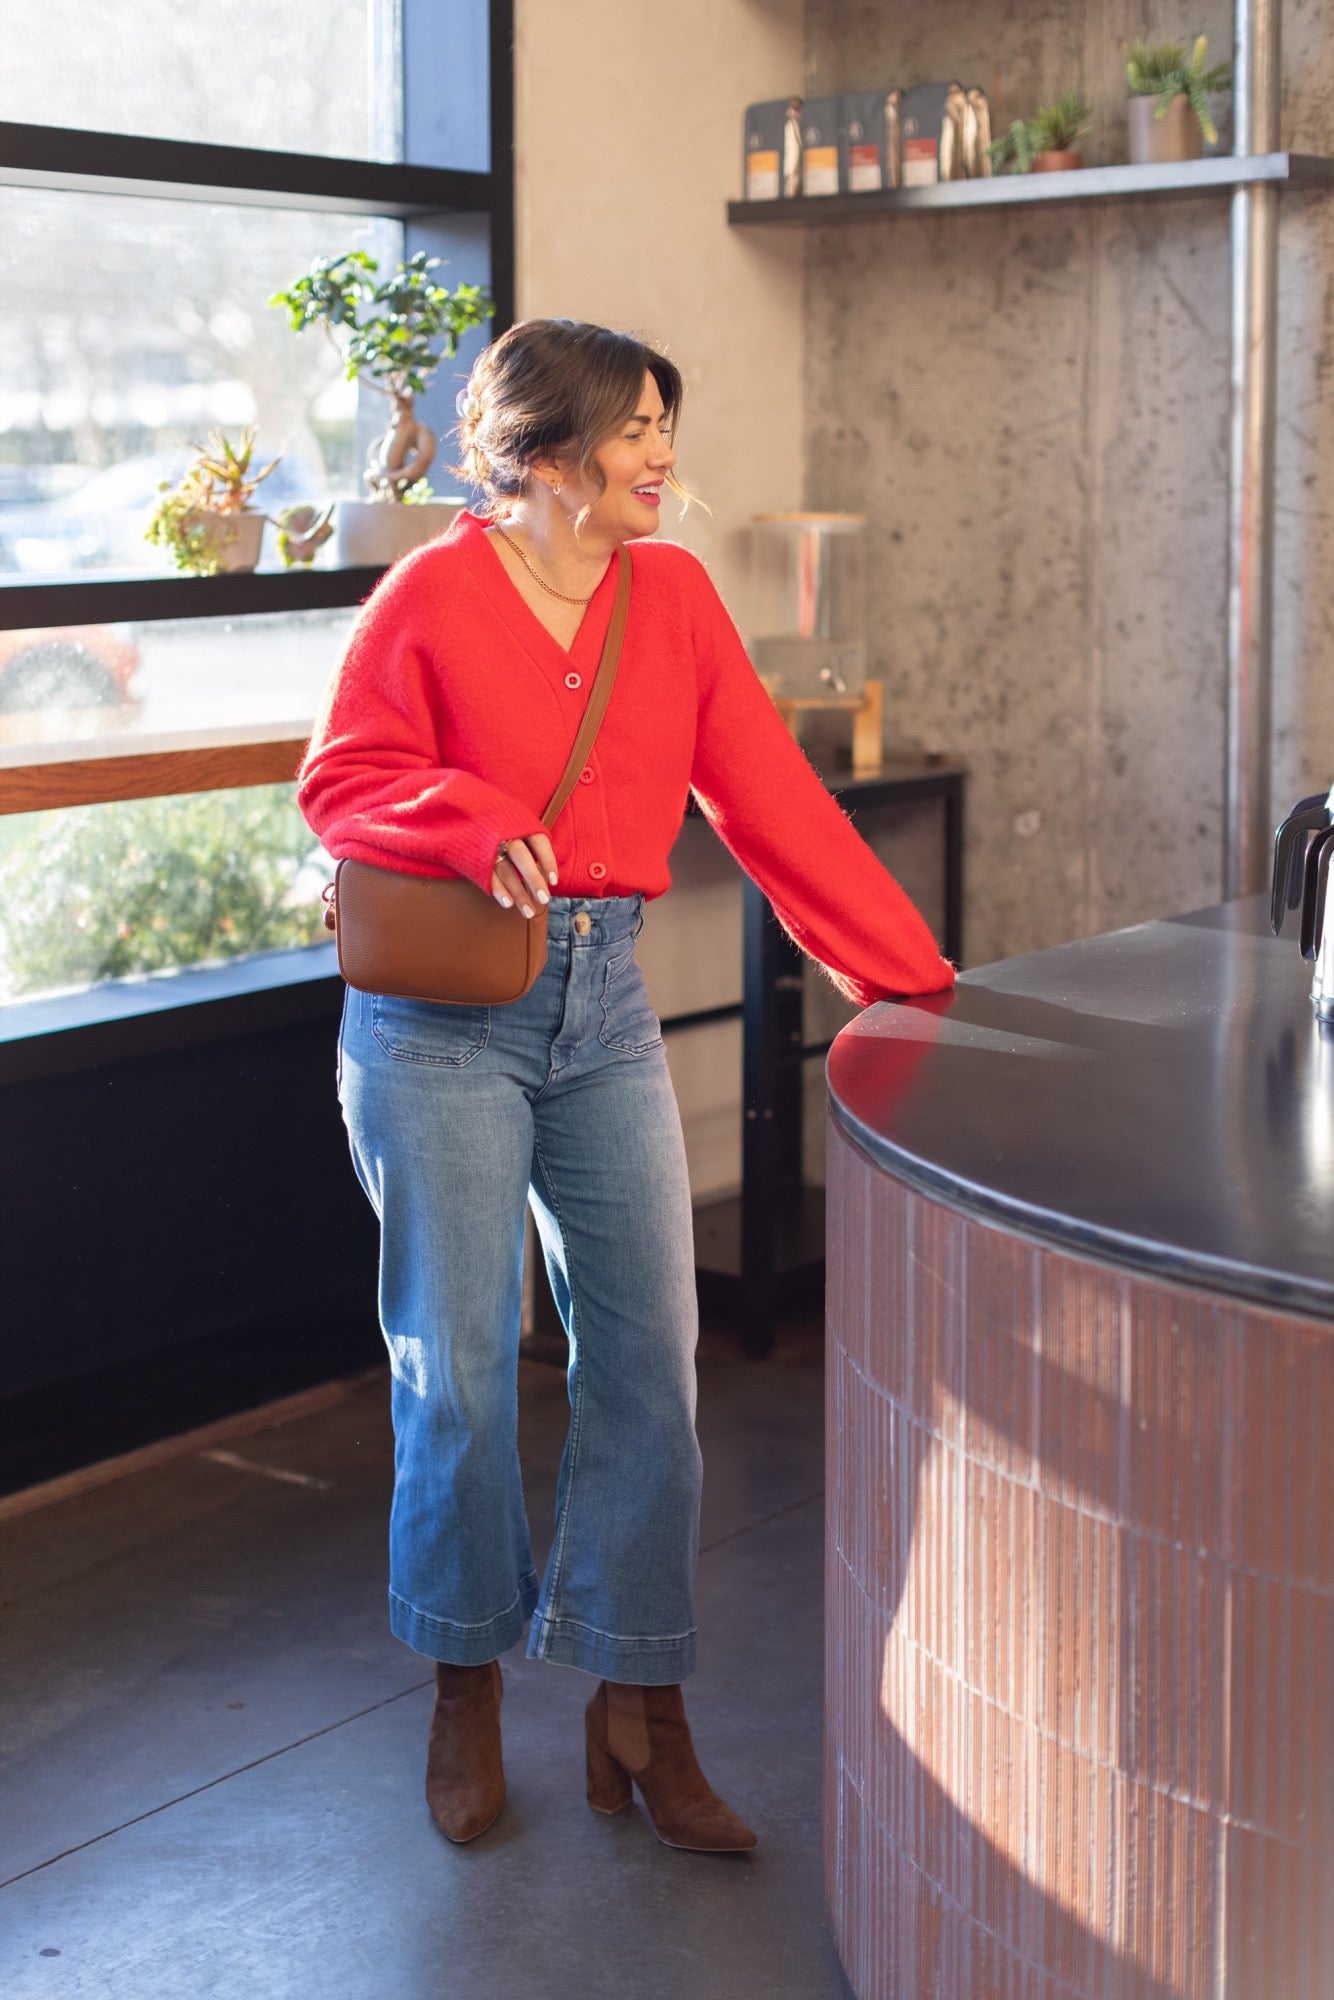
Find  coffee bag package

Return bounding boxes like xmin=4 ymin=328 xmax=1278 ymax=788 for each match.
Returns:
xmin=939 ymin=82 xmax=969 ymax=180
xmin=743 ymin=97 xmax=802 ymax=200
xmin=965 ymin=85 xmax=993 ymax=177
xmin=897 ymin=81 xmax=955 ymax=186
xmin=800 ymin=95 xmax=842 ymax=196
xmin=841 ymin=90 xmax=888 ymax=193
xmin=886 ymin=90 xmax=903 ymax=186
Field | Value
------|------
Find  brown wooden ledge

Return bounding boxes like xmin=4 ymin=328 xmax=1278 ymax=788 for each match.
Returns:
xmin=0 ymin=737 xmax=307 ymax=814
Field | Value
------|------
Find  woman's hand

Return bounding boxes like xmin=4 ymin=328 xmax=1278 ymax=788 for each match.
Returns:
xmin=492 ymin=833 xmax=558 ymax=917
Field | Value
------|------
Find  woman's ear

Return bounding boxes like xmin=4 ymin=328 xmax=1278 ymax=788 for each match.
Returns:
xmin=526 ymin=454 xmax=565 ymax=495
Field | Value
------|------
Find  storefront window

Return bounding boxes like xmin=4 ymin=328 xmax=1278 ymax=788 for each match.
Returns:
xmin=0 ymin=0 xmax=392 ymax=160
xmin=0 ymin=190 xmax=405 ymax=580
xmin=0 ymin=610 xmax=353 ymax=752
xmin=0 ymin=0 xmax=505 ymax=1012
xmin=0 ymin=784 xmax=330 ymax=1002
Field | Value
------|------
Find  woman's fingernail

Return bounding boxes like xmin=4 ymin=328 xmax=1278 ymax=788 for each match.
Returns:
xmin=537 ymin=889 xmax=549 ymax=904
xmin=548 ymin=871 xmax=559 ymax=885
xmin=497 ymin=893 xmax=512 ymax=908
xmin=522 ymin=904 xmax=534 ymax=919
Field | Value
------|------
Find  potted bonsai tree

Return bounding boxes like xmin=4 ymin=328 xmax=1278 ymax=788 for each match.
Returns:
xmin=143 ymin=425 xmax=281 ymax=576
xmin=1126 ymin=37 xmax=1232 ymax=164
xmin=271 ymin=250 xmax=493 ymax=566
xmin=988 ymin=94 xmax=1092 ymax=175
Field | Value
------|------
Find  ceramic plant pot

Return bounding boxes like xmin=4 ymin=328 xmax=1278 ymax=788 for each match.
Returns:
xmin=335 ymin=499 xmax=463 ymax=568
xmin=1128 ymin=93 xmax=1202 ymax=165
xmin=187 ymin=508 xmax=265 ymax=573
xmin=1032 ymin=149 xmax=1083 ymax=172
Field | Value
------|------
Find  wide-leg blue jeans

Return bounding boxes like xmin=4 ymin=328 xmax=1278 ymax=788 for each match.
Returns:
xmin=338 ymin=895 xmax=702 ymax=1684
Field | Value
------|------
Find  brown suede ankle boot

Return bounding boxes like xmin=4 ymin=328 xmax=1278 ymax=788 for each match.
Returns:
xmin=584 ymin=1680 xmax=757 ymax=1852
xmin=425 ymin=1660 xmax=505 ymax=1843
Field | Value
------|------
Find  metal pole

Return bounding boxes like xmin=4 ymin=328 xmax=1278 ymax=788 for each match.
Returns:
xmin=1224 ymin=0 xmax=1281 ymax=897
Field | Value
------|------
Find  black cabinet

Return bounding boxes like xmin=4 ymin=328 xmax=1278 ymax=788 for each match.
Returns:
xmin=692 ymin=758 xmax=965 ymax=1355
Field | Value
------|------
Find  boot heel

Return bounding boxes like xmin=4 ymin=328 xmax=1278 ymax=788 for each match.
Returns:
xmin=585 ymin=1730 xmax=633 ymax=1814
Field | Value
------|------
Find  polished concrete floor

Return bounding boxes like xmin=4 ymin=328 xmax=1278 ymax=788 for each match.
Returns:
xmin=0 ymin=1318 xmax=850 ymax=2000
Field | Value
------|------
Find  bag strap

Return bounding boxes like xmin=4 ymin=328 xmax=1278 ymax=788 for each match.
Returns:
xmin=541 ymin=545 xmax=632 ymax=828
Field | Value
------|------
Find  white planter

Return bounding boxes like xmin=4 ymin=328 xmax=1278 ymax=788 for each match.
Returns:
xmin=187 ymin=508 xmax=265 ymax=573
xmin=335 ymin=499 xmax=463 ymax=568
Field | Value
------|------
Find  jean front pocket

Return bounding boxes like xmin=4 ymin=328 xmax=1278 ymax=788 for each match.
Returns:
xmin=371 ymin=993 xmax=491 ymax=1066
xmin=597 ymin=947 xmax=663 ymax=1056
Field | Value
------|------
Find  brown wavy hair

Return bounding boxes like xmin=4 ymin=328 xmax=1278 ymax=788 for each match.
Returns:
xmin=454 ymin=318 xmax=691 ymax=525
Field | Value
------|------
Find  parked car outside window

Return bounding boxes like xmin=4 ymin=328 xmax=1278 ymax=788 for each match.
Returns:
xmin=0 ymin=625 xmax=141 ymax=712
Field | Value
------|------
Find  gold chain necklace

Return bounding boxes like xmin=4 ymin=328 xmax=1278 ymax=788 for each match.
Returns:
xmin=495 ymin=523 xmax=602 ymax=606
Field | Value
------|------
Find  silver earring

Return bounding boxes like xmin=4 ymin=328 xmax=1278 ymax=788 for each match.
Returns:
xmin=552 ymin=480 xmax=563 ymax=496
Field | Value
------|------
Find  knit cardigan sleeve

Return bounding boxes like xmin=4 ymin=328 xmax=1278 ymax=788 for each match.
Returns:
xmin=297 ymin=560 xmax=546 ymax=890
xmin=685 ymin=562 xmax=956 ymax=1007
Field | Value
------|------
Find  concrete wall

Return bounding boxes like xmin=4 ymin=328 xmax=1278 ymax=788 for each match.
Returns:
xmin=803 ymin=0 xmax=1334 ymax=965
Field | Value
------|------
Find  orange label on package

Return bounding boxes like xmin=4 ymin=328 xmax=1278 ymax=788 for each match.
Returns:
xmin=802 ymin=144 xmax=838 ymax=196
xmin=902 ymin=136 xmax=938 ymax=186
xmin=746 ymin=148 xmax=780 ymax=199
xmin=848 ymin=141 xmax=880 ymax=192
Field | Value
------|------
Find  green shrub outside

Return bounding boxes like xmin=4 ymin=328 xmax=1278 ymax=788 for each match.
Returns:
xmin=0 ymin=784 xmax=328 ymax=999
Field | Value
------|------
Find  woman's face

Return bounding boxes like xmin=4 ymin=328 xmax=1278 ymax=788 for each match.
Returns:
xmin=576 ymin=370 xmax=677 ymax=541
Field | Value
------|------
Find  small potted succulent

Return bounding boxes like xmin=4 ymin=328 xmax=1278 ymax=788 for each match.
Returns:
xmin=144 ymin=425 xmax=281 ymax=576
xmin=988 ymin=94 xmax=1092 ymax=175
xmin=273 ymin=503 xmax=335 ymax=569
xmin=1126 ymin=38 xmax=1232 ymax=164
xmin=271 ymin=250 xmax=493 ymax=566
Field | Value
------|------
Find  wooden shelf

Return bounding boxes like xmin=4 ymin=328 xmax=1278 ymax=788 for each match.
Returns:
xmin=727 ymin=151 xmax=1334 ymax=226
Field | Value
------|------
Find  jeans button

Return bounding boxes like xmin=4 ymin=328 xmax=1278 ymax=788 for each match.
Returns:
xmin=573 ymin=912 xmax=592 ymax=936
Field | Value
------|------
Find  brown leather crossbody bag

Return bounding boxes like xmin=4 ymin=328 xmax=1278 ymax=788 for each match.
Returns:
xmin=324 ymin=545 xmax=631 ymax=1006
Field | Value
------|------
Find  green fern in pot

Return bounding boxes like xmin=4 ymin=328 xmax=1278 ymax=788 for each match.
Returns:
xmin=989 ymin=94 xmax=1092 ymax=175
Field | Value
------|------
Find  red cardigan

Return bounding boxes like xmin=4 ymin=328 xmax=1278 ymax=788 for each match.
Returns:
xmin=298 ymin=511 xmax=955 ymax=1007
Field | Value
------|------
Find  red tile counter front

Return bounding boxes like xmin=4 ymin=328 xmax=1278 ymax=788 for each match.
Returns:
xmin=824 ymin=1115 xmax=1334 ymax=2000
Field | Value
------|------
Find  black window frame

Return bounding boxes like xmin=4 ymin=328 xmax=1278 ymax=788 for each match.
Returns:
xmin=0 ymin=0 xmax=514 ymax=665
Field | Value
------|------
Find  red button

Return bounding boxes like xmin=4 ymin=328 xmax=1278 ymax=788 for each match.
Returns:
xmin=564 ymin=671 xmax=582 ymax=690
xmin=579 ymin=767 xmax=595 ymax=785
xmin=589 ymin=862 xmax=607 ymax=880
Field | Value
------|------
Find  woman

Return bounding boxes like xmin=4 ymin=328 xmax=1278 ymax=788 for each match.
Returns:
xmin=298 ymin=318 xmax=954 ymax=1853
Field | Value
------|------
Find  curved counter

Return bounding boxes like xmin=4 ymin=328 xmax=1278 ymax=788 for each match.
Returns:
xmin=822 ymin=900 xmax=1332 ymax=2000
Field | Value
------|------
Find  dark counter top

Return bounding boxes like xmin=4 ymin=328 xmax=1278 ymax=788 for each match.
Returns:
xmin=827 ymin=898 xmax=1334 ymax=1319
